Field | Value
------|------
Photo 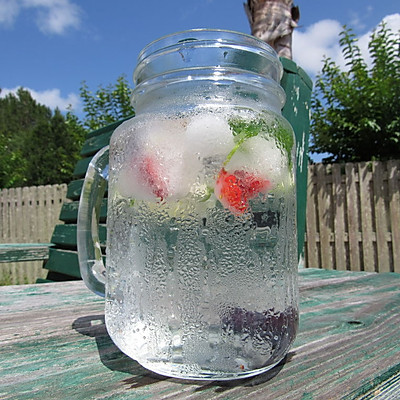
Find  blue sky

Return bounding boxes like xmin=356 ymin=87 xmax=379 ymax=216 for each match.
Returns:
xmin=0 ymin=0 xmax=399 ymax=116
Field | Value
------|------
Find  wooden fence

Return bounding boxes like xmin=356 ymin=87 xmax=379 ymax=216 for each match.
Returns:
xmin=305 ymin=160 xmax=400 ymax=273
xmin=0 ymin=184 xmax=67 ymax=284
xmin=0 ymin=160 xmax=399 ymax=284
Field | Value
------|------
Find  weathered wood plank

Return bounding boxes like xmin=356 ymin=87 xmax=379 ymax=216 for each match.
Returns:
xmin=351 ymin=368 xmax=400 ymax=400
xmin=0 ymin=243 xmax=52 ymax=263
xmin=8 ymin=188 xmax=17 ymax=242
xmin=345 ymin=163 xmax=360 ymax=270
xmin=43 ymin=248 xmax=81 ymax=278
xmin=59 ymin=201 xmax=80 ymax=222
xmin=15 ymin=186 xmax=23 ymax=243
xmin=316 ymin=164 xmax=332 ymax=269
xmin=73 ymin=156 xmax=92 ymax=178
xmin=332 ymin=164 xmax=346 ymax=270
xmin=37 ymin=186 xmax=45 ymax=247
xmin=59 ymin=199 xmax=108 ymax=223
xmin=0 ymin=189 xmax=6 ymax=241
xmin=0 ymin=185 xmax=67 ymax=244
xmin=0 ymin=269 xmax=399 ymax=399
xmin=66 ymin=179 xmax=84 ymax=201
xmin=80 ymin=130 xmax=113 ymax=157
xmin=51 ymin=224 xmax=106 ymax=249
xmin=358 ymin=162 xmax=375 ymax=272
xmin=305 ymin=160 xmax=399 ymax=273
xmin=280 ymin=58 xmax=312 ymax=258
xmin=387 ymin=160 xmax=400 ymax=273
xmin=305 ymin=165 xmax=318 ymax=268
xmin=373 ymin=162 xmax=390 ymax=272
xmin=84 ymin=117 xmax=130 ymax=140
xmin=0 ymin=185 xmax=67 ymax=284
xmin=21 ymin=187 xmax=30 ymax=242
xmin=79 ymin=116 xmax=129 ymax=157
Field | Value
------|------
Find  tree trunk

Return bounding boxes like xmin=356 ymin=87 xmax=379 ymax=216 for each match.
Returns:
xmin=244 ymin=0 xmax=299 ymax=59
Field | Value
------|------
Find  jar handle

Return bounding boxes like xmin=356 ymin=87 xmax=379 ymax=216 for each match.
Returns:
xmin=77 ymin=146 xmax=109 ymax=297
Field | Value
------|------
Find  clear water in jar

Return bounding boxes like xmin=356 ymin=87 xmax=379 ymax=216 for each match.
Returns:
xmin=105 ymin=106 xmax=298 ymax=380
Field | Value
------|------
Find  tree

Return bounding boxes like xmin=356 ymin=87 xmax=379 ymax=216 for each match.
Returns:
xmin=311 ymin=23 xmax=400 ymax=162
xmin=0 ymin=75 xmax=134 ymax=188
xmin=0 ymin=88 xmax=84 ymax=188
xmin=244 ymin=0 xmax=299 ymax=59
xmin=23 ymin=109 xmax=82 ymax=185
xmin=77 ymin=75 xmax=134 ymax=131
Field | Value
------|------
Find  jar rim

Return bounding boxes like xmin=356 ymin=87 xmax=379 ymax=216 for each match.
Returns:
xmin=137 ymin=28 xmax=278 ymax=64
xmin=134 ymin=28 xmax=283 ymax=85
xmin=132 ymin=29 xmax=285 ymax=112
xmin=131 ymin=66 xmax=286 ymax=112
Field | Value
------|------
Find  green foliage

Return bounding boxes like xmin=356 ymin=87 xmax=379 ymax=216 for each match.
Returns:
xmin=0 ymin=88 xmax=84 ymax=188
xmin=78 ymin=75 xmax=134 ymax=131
xmin=24 ymin=109 xmax=83 ymax=185
xmin=227 ymin=117 xmax=294 ymax=166
xmin=311 ymin=23 xmax=400 ymax=162
xmin=0 ymin=75 xmax=135 ymax=188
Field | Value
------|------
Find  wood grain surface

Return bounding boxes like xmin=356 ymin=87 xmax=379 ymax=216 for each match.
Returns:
xmin=1 ymin=268 xmax=399 ymax=400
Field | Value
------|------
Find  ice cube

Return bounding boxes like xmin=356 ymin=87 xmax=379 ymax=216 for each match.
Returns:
xmin=225 ymin=136 xmax=287 ymax=188
xmin=116 ymin=117 xmax=197 ymax=201
xmin=117 ymin=159 xmax=155 ymax=201
xmin=184 ymin=113 xmax=234 ymax=160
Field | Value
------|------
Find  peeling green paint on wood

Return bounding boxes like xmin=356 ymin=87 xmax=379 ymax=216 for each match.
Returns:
xmin=0 ymin=243 xmax=52 ymax=263
xmin=1 ymin=269 xmax=399 ymax=399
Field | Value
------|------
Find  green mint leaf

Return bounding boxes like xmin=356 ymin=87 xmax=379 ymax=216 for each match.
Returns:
xmin=227 ymin=117 xmax=294 ymax=167
xmin=274 ymin=124 xmax=294 ymax=161
xmin=228 ymin=118 xmax=267 ymax=142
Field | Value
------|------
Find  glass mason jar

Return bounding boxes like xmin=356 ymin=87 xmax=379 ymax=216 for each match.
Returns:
xmin=78 ymin=29 xmax=298 ymax=381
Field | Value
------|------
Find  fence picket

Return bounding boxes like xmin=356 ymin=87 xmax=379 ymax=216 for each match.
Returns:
xmin=9 ymin=188 xmax=16 ymax=242
xmin=332 ymin=164 xmax=346 ymax=271
xmin=0 ymin=184 xmax=67 ymax=284
xmin=1 ymin=159 xmax=399 ymax=284
xmin=305 ymin=165 xmax=318 ymax=268
xmin=317 ymin=164 xmax=332 ymax=269
xmin=345 ymin=163 xmax=361 ymax=271
xmin=373 ymin=162 xmax=391 ymax=272
xmin=358 ymin=162 xmax=375 ymax=272
xmin=305 ymin=160 xmax=399 ymax=273
xmin=387 ymin=160 xmax=400 ymax=273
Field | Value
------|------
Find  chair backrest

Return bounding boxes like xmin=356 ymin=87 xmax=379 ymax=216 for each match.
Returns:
xmin=42 ymin=59 xmax=312 ymax=281
xmin=280 ymin=58 xmax=313 ymax=259
xmin=43 ymin=119 xmax=129 ymax=281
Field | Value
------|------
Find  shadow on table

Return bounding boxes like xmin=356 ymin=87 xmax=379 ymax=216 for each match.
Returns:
xmin=72 ymin=315 xmax=162 ymax=381
xmin=72 ymin=314 xmax=294 ymax=391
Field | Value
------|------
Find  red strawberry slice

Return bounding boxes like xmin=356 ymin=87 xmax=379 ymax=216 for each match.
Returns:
xmin=215 ymin=168 xmax=270 ymax=215
xmin=139 ymin=155 xmax=168 ymax=201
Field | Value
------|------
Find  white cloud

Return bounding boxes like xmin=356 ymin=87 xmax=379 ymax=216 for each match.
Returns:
xmin=292 ymin=19 xmax=343 ymax=76
xmin=383 ymin=13 xmax=400 ymax=31
xmin=0 ymin=0 xmax=19 ymax=25
xmin=293 ymin=13 xmax=400 ymax=78
xmin=0 ymin=0 xmax=81 ymax=34
xmin=0 ymin=87 xmax=80 ymax=112
xmin=358 ymin=13 xmax=400 ymax=67
xmin=25 ymin=0 xmax=81 ymax=34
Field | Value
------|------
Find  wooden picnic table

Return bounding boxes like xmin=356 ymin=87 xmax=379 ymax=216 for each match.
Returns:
xmin=1 ymin=268 xmax=399 ymax=400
